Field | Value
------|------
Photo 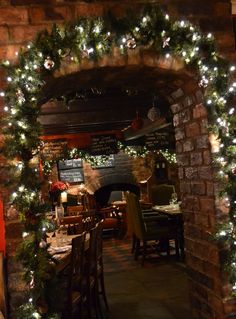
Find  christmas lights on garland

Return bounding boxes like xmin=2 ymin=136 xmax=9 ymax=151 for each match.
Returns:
xmin=1 ymin=4 xmax=236 ymax=318
xmin=118 ymin=142 xmax=149 ymax=158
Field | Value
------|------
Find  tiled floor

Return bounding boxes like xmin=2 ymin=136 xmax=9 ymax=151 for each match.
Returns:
xmin=102 ymin=238 xmax=193 ymax=319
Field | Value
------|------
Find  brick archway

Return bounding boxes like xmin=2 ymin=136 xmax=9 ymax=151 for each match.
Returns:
xmin=2 ymin=4 xmax=235 ymax=319
xmin=41 ymin=54 xmax=228 ymax=317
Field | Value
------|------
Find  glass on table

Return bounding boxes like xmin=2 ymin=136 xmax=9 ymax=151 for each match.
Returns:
xmin=169 ymin=192 xmax=178 ymax=206
xmin=46 ymin=220 xmax=56 ymax=243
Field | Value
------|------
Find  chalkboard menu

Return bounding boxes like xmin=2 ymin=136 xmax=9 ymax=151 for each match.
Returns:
xmin=41 ymin=139 xmax=68 ymax=160
xmin=90 ymin=134 xmax=117 ymax=155
xmin=145 ymin=132 xmax=172 ymax=150
xmin=58 ymin=159 xmax=82 ymax=170
xmin=91 ymin=155 xmax=115 ymax=169
xmin=59 ymin=168 xmax=84 ymax=183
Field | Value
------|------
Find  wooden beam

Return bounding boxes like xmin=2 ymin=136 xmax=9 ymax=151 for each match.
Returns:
xmin=123 ymin=118 xmax=172 ymax=141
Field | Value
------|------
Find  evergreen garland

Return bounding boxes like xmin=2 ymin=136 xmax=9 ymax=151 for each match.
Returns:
xmin=0 ymin=4 xmax=236 ymax=318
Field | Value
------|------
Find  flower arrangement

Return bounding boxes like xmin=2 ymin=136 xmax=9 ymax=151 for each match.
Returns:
xmin=50 ymin=181 xmax=69 ymax=193
xmin=49 ymin=181 xmax=69 ymax=205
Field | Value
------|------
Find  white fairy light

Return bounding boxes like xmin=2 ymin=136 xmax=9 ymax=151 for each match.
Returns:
xmin=93 ymin=26 xmax=100 ymax=33
xmin=165 ymin=14 xmax=169 ymax=20
xmin=87 ymin=48 xmax=94 ymax=54
xmin=38 ymin=52 xmax=43 ymax=57
xmin=4 ymin=106 xmax=9 ymax=112
xmin=165 ymin=53 xmax=170 ymax=58
xmin=97 ymin=43 xmax=102 ymax=49
xmin=135 ymin=27 xmax=139 ymax=32
xmin=27 ymin=44 xmax=31 ymax=49
xmin=29 ymin=298 xmax=33 ymax=303
xmin=0 ymin=92 xmax=5 ymax=97
xmin=207 ymin=99 xmax=212 ymax=105
xmin=22 ymin=232 xmax=29 ymax=238
xmin=7 ymin=77 xmax=12 ymax=82
xmin=11 ymin=109 xmax=17 ymax=115
xmin=142 ymin=16 xmax=147 ymax=23
xmin=182 ymin=51 xmax=187 ymax=57
xmin=32 ymin=312 xmax=41 ymax=319
xmin=229 ymin=87 xmax=234 ymax=93
xmin=230 ymin=66 xmax=236 ymax=72
xmin=8 ymin=122 xmax=12 ymax=126
xmin=207 ymin=33 xmax=212 ymax=38
xmin=233 ymin=138 xmax=236 ymax=143
xmin=25 ymin=65 xmax=29 ymax=70
xmin=219 ymin=230 xmax=226 ymax=236
xmin=20 ymin=133 xmax=26 ymax=140
xmin=122 ymin=37 xmax=126 ymax=43
xmin=180 ymin=20 xmax=185 ymax=27
xmin=12 ymin=192 xmax=17 ymax=198
xmin=107 ymin=31 xmax=111 ymax=36
xmin=18 ymin=185 xmax=24 ymax=192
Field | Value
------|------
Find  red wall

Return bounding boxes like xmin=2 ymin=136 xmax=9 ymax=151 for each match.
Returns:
xmin=0 ymin=199 xmax=5 ymax=255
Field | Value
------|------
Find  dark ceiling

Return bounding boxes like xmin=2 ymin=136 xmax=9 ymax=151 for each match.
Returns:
xmin=38 ymin=65 xmax=194 ymax=136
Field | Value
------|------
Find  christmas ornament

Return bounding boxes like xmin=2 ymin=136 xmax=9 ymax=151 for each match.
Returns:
xmin=43 ymin=56 xmax=55 ymax=70
xmin=147 ymin=106 xmax=160 ymax=121
xmin=162 ymin=37 xmax=170 ymax=48
xmin=39 ymin=240 xmax=47 ymax=249
xmin=126 ymin=38 xmax=136 ymax=49
xmin=16 ymin=89 xmax=25 ymax=104
xmin=131 ymin=111 xmax=143 ymax=130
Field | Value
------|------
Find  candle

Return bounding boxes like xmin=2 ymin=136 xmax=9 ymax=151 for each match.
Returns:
xmin=61 ymin=191 xmax=67 ymax=203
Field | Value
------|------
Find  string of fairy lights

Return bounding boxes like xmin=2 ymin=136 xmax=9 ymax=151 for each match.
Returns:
xmin=1 ymin=4 xmax=236 ymax=318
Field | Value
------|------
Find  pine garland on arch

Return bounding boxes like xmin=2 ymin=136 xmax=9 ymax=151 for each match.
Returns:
xmin=0 ymin=4 xmax=236 ymax=318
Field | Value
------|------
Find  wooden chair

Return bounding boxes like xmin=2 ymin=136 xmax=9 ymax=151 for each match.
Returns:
xmin=96 ymin=220 xmax=109 ymax=311
xmin=126 ymin=192 xmax=182 ymax=265
xmin=81 ymin=209 xmax=96 ymax=232
xmin=67 ymin=205 xmax=83 ymax=216
xmin=96 ymin=206 xmax=120 ymax=237
xmin=60 ymin=216 xmax=83 ymax=235
xmin=86 ymin=224 xmax=103 ymax=319
xmin=61 ymin=232 xmax=86 ymax=319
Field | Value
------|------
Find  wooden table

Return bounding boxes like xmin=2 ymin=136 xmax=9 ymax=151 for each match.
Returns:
xmin=151 ymin=204 xmax=182 ymax=216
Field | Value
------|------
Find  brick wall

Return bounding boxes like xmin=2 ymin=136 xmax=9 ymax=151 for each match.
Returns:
xmin=0 ymin=1 xmax=236 ymax=318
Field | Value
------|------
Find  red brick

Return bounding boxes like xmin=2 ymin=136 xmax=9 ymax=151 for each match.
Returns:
xmin=0 ymin=44 xmax=21 ymax=62
xmin=203 ymin=150 xmax=212 ymax=165
xmin=186 ymin=122 xmax=200 ymax=137
xmin=0 ymin=26 xmax=9 ymax=44
xmin=0 ymin=7 xmax=28 ymax=25
xmin=29 ymin=6 xmax=73 ymax=23
xmin=193 ymin=103 xmax=207 ymax=119
xmin=190 ymin=152 xmax=203 ymax=166
xmin=191 ymin=181 xmax=206 ymax=196
xmin=200 ymin=198 xmax=215 ymax=215
xmin=75 ymin=3 xmax=104 ymax=17
xmin=10 ymin=24 xmax=50 ymax=43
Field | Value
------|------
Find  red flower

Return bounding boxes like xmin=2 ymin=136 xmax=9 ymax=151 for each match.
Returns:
xmin=50 ymin=181 xmax=69 ymax=193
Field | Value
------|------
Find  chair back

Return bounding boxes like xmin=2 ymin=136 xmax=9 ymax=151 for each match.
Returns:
xmin=125 ymin=192 xmax=145 ymax=239
xmin=150 ymin=184 xmax=175 ymax=205
xmin=124 ymin=191 xmax=135 ymax=237
xmin=81 ymin=209 xmax=96 ymax=231
xmin=68 ymin=232 xmax=86 ymax=302
xmin=67 ymin=205 xmax=83 ymax=216
xmin=60 ymin=216 xmax=83 ymax=234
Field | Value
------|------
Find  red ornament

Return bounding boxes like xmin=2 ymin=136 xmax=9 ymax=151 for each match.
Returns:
xmin=131 ymin=111 xmax=143 ymax=130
